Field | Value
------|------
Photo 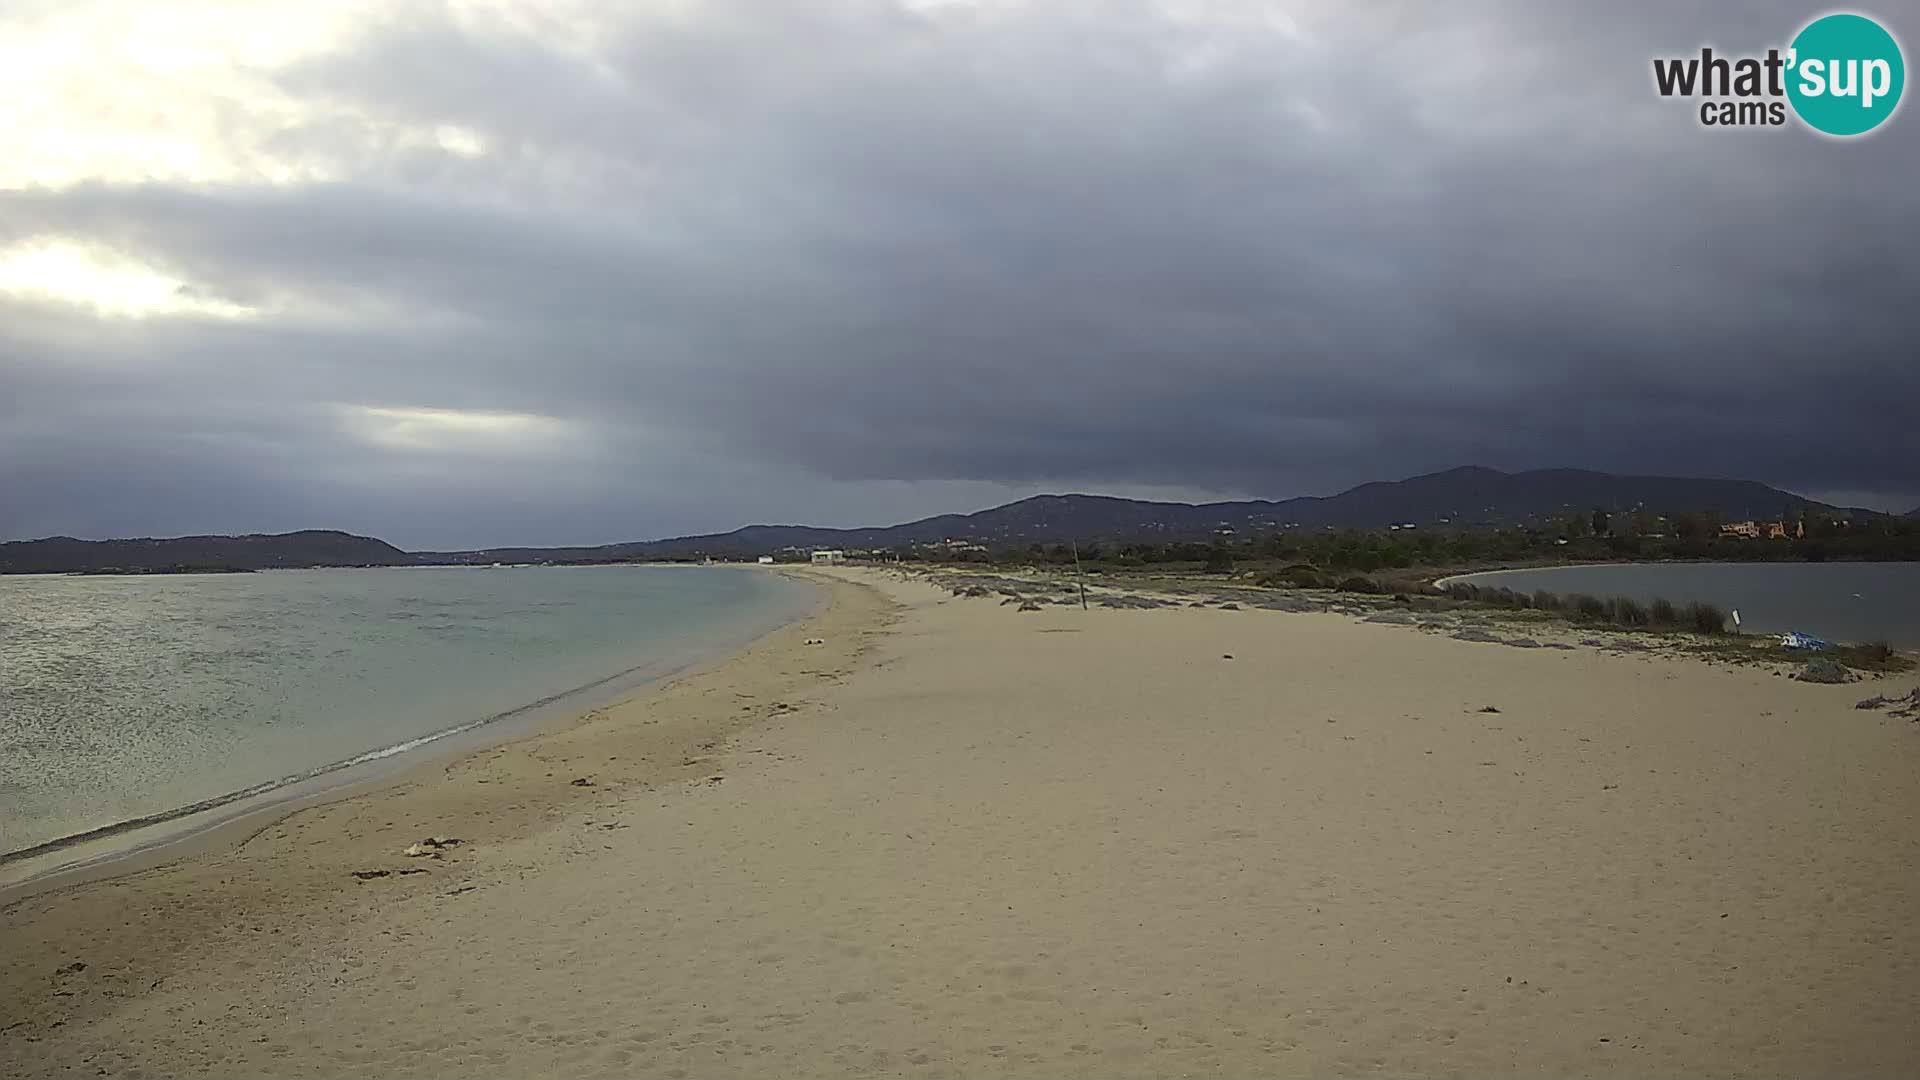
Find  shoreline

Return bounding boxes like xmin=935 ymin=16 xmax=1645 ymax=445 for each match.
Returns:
xmin=0 ymin=569 xmax=838 ymax=903
xmin=0 ymin=641 xmax=761 ymax=875
xmin=1430 ymin=560 xmax=1920 ymax=647
xmin=4 ymin=567 xmax=883 ymax=1047
xmin=0 ymin=565 xmax=823 ymax=896
xmin=1430 ymin=561 xmax=1635 ymax=589
xmin=1434 ymin=556 xmax=1920 ymax=586
xmin=7 ymin=566 xmax=1917 ymax=1077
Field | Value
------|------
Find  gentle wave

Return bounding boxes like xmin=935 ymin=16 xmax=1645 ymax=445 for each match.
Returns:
xmin=2 ymin=644 xmax=695 ymax=863
xmin=0 ymin=565 xmax=816 ymax=859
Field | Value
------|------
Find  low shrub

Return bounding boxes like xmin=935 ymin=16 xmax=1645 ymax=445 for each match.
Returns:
xmin=1685 ymin=601 xmax=1728 ymax=634
xmin=1612 ymin=596 xmax=1650 ymax=627
xmin=1430 ymin=582 xmax=1738 ymax=638
xmin=1827 ymin=640 xmax=1909 ymax=673
xmin=1464 ymin=586 xmax=1534 ymax=609
xmin=1796 ymin=657 xmax=1851 ymax=683
xmin=1259 ymin=564 xmax=1330 ymax=589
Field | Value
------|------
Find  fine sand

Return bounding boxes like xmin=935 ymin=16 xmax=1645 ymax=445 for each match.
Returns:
xmin=4 ymin=567 xmax=1918 ymax=1078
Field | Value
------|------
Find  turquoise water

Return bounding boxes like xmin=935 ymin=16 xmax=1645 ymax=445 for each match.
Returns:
xmin=0 ymin=566 xmax=814 ymax=856
xmin=1444 ymin=562 xmax=1920 ymax=646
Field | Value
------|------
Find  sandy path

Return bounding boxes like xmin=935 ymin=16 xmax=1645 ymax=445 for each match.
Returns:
xmin=5 ymin=568 xmax=1917 ymax=1078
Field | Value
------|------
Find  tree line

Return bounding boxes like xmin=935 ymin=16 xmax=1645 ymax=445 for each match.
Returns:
xmin=901 ymin=510 xmax=1920 ymax=574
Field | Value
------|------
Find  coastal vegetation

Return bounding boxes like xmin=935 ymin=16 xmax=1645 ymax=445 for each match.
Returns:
xmin=909 ymin=508 xmax=1920 ymax=576
xmin=894 ymin=513 xmax=1916 ymax=669
xmin=916 ymin=564 xmax=1915 ymax=680
xmin=70 ymin=564 xmax=257 ymax=575
xmin=1434 ymin=580 xmax=1732 ymax=634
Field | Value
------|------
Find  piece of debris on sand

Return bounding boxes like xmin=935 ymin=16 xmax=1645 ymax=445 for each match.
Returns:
xmin=404 ymin=836 xmax=465 ymax=858
xmin=1856 ymin=687 xmax=1920 ymax=718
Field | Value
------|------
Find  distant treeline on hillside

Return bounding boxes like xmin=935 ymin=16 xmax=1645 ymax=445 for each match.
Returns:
xmin=923 ymin=509 xmax=1920 ymax=574
xmin=0 ymin=531 xmax=412 ymax=575
xmin=5 ymin=466 xmax=1911 ymax=574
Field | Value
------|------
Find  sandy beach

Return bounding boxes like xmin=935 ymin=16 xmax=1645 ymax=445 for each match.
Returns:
xmin=5 ymin=566 xmax=1918 ymax=1078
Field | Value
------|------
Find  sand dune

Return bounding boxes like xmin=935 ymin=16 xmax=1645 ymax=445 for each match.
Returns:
xmin=5 ymin=567 xmax=1918 ymax=1078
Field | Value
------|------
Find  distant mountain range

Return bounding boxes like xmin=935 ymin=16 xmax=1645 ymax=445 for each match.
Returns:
xmin=0 ymin=530 xmax=411 ymax=575
xmin=0 ymin=467 xmax=1879 ymax=574
xmin=419 ymin=465 xmax=1855 ymax=562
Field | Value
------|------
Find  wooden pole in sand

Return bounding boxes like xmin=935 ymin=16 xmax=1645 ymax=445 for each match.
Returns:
xmin=1071 ymin=538 xmax=1089 ymax=610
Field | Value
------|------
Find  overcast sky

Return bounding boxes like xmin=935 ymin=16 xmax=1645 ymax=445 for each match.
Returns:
xmin=3 ymin=1 xmax=1915 ymax=548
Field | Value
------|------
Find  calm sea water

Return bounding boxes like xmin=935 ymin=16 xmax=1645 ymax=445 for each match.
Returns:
xmin=1445 ymin=562 xmax=1920 ymax=646
xmin=0 ymin=566 xmax=814 ymax=856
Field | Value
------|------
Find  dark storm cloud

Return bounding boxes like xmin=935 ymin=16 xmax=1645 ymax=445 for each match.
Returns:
xmin=4 ymin=0 xmax=1918 ymax=547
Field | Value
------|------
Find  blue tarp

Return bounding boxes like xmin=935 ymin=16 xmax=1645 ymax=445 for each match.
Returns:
xmin=1780 ymin=631 xmax=1832 ymax=651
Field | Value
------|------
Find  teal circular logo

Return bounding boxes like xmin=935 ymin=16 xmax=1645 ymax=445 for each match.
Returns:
xmin=1787 ymin=13 xmax=1905 ymax=136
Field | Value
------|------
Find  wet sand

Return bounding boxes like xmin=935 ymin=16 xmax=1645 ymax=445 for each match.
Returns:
xmin=5 ymin=567 xmax=1918 ymax=1077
